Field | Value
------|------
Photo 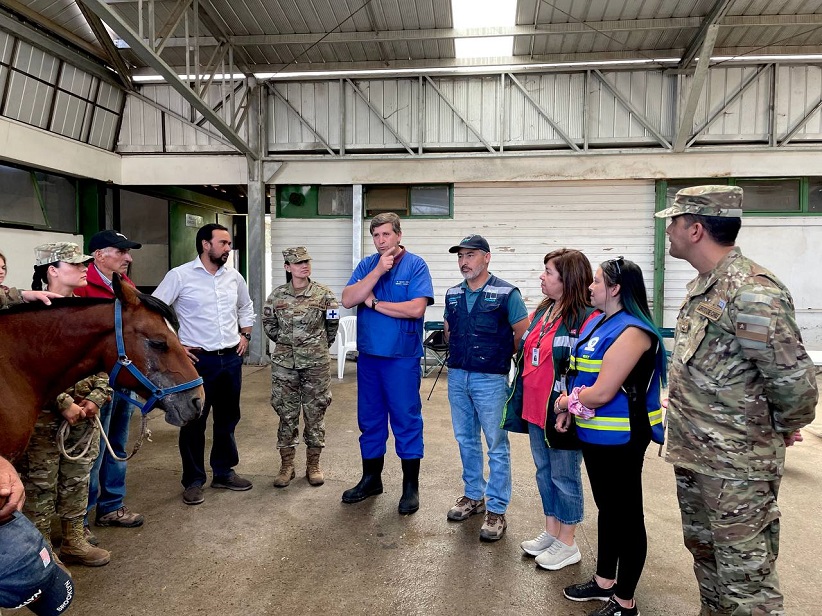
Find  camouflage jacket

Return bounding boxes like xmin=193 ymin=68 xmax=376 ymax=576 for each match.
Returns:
xmin=666 ymin=247 xmax=818 ymax=480
xmin=263 ymin=280 xmax=340 ymax=369
xmin=0 ymin=287 xmax=24 ymax=309
xmin=54 ymin=372 xmax=112 ymax=413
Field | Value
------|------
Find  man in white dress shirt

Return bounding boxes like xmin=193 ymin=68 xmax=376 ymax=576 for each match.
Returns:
xmin=153 ymin=223 xmax=256 ymax=505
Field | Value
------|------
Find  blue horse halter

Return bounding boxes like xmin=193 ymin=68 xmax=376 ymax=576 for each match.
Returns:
xmin=108 ymin=299 xmax=203 ymax=415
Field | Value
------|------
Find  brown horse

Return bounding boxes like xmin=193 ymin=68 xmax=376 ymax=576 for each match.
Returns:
xmin=0 ymin=276 xmax=204 ymax=461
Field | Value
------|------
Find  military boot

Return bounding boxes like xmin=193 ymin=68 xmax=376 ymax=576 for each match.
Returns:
xmin=398 ymin=458 xmax=420 ymax=515
xmin=273 ymin=447 xmax=296 ymax=488
xmin=306 ymin=447 xmax=324 ymax=486
xmin=342 ymin=456 xmax=384 ymax=503
xmin=59 ymin=518 xmax=110 ymax=567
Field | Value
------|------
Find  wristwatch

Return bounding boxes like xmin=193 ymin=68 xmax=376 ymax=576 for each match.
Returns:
xmin=371 ymin=298 xmax=380 ymax=309
xmin=241 ymin=332 xmax=252 ymax=340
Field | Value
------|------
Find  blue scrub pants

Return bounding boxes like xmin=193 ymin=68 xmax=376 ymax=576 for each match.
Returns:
xmin=357 ymin=353 xmax=423 ymax=459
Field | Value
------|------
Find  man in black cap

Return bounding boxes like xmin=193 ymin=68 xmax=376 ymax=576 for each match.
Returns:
xmin=76 ymin=230 xmax=145 ymax=537
xmin=443 ymin=234 xmax=528 ymax=542
xmin=1 ymin=455 xmax=75 ymax=615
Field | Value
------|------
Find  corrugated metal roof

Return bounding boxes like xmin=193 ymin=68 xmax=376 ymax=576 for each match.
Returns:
xmin=5 ymin=0 xmax=822 ymax=76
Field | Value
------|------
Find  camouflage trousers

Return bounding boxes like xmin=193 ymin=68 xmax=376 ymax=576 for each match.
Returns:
xmin=675 ymin=466 xmax=783 ymax=616
xmin=15 ymin=411 xmax=100 ymax=543
xmin=271 ymin=363 xmax=331 ymax=449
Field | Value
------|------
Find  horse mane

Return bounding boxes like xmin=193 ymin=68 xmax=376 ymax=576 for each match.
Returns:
xmin=137 ymin=292 xmax=180 ymax=331
xmin=3 ymin=293 xmax=179 ymax=331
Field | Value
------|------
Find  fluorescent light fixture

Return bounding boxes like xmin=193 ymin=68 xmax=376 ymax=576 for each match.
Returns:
xmin=452 ymin=0 xmax=516 ymax=58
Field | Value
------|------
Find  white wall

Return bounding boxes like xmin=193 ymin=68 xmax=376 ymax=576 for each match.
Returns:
xmin=663 ymin=217 xmax=822 ymax=348
xmin=0 ymin=228 xmax=84 ymax=288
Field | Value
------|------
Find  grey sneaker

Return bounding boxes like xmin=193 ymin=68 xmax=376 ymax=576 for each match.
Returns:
xmin=96 ymin=506 xmax=144 ymax=528
xmin=211 ymin=473 xmax=253 ymax=491
xmin=182 ymin=485 xmax=205 ymax=505
xmin=447 ymin=496 xmax=486 ymax=521
xmin=479 ymin=511 xmax=507 ymax=542
xmin=535 ymin=538 xmax=581 ymax=570
xmin=521 ymin=530 xmax=556 ymax=556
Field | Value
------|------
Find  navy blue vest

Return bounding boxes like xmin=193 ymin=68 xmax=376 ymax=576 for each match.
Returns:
xmin=445 ymin=275 xmax=516 ymax=375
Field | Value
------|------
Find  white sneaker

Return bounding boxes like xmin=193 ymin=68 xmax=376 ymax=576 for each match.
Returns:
xmin=535 ymin=539 xmax=582 ymax=571
xmin=520 ymin=530 xmax=556 ymax=556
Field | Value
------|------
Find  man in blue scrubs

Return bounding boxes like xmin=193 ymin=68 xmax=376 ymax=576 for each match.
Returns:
xmin=341 ymin=212 xmax=434 ymax=515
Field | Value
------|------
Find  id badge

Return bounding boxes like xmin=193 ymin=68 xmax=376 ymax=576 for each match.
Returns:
xmin=531 ymin=347 xmax=540 ymax=366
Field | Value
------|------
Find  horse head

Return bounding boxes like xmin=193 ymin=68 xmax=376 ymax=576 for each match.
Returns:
xmin=110 ymin=275 xmax=204 ymax=427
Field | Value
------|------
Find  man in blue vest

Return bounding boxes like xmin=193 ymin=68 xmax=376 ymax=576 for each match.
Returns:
xmin=341 ymin=213 xmax=434 ymax=515
xmin=444 ymin=234 xmax=528 ymax=541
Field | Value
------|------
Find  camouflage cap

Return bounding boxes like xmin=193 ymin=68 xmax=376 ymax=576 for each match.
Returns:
xmin=34 ymin=242 xmax=94 ymax=266
xmin=282 ymin=246 xmax=312 ymax=263
xmin=655 ymin=185 xmax=744 ymax=219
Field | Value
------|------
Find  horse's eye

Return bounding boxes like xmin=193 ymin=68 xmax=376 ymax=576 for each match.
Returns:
xmin=148 ymin=340 xmax=169 ymax=350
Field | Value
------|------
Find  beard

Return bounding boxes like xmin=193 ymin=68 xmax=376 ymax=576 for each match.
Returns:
xmin=209 ymin=251 xmax=229 ymax=266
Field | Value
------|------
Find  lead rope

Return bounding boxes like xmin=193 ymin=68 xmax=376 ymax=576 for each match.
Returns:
xmin=57 ymin=414 xmax=151 ymax=462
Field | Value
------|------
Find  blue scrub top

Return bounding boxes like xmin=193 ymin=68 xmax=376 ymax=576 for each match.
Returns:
xmin=347 ymin=249 xmax=434 ymax=358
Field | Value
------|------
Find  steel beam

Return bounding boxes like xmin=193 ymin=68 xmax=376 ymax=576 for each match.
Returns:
xmin=424 ymin=76 xmax=496 ymax=153
xmin=0 ymin=6 xmax=118 ymax=86
xmin=79 ymin=0 xmax=257 ymax=158
xmin=154 ymin=0 xmax=193 ymax=55
xmin=346 ymin=78 xmax=415 ymax=155
xmin=507 ymin=72 xmax=580 ymax=151
xmin=76 ymin=0 xmax=133 ymax=90
xmin=679 ymin=0 xmax=733 ymax=69
xmin=267 ymin=84 xmax=336 ymax=156
xmin=779 ymin=98 xmax=822 ymax=146
xmin=686 ymin=64 xmax=771 ymax=148
xmin=593 ymin=70 xmax=672 ymax=149
xmin=673 ymin=24 xmax=719 ymax=152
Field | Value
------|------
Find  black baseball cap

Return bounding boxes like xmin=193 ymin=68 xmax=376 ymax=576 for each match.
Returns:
xmin=0 ymin=512 xmax=75 ymax=615
xmin=89 ymin=230 xmax=142 ymax=251
xmin=449 ymin=234 xmax=490 ymax=253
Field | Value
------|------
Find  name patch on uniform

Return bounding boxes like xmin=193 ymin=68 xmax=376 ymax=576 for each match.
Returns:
xmin=695 ymin=301 xmax=723 ymax=321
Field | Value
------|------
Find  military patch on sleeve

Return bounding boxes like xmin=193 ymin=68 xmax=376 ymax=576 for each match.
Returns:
xmin=736 ymin=313 xmax=770 ymax=343
xmin=263 ymin=306 xmax=272 ymax=317
xmin=326 ymin=308 xmax=340 ymax=320
xmin=695 ymin=301 xmax=723 ymax=321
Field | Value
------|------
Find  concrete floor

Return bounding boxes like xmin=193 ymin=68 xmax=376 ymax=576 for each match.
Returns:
xmin=19 ymin=364 xmax=822 ymax=616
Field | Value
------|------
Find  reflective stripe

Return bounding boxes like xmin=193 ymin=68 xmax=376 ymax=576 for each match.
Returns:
xmin=570 ymin=356 xmax=601 ymax=372
xmin=649 ymin=408 xmax=663 ymax=426
xmin=575 ymin=416 xmax=631 ymax=431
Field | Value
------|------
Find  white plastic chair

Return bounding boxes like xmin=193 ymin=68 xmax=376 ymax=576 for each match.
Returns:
xmin=337 ymin=316 xmax=357 ymax=379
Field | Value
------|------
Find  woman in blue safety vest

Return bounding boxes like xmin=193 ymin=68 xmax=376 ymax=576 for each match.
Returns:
xmin=554 ymin=257 xmax=667 ymax=616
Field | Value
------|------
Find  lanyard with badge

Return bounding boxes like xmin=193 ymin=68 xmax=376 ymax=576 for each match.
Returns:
xmin=531 ymin=304 xmax=557 ymax=367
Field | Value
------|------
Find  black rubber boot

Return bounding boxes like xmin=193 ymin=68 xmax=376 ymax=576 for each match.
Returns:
xmin=398 ymin=458 xmax=420 ymax=515
xmin=341 ymin=456 xmax=384 ymax=503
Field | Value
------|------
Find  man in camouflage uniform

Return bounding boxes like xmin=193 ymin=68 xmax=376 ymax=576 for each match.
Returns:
xmin=263 ymin=247 xmax=339 ymax=487
xmin=0 ymin=287 xmax=58 ymax=309
xmin=656 ymin=185 xmax=818 ymax=616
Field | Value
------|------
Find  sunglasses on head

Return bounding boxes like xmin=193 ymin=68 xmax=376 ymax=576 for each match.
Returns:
xmin=605 ymin=256 xmax=624 ymax=282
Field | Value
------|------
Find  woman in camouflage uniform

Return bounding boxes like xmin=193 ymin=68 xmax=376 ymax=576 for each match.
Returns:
xmin=15 ymin=242 xmax=112 ymax=567
xmin=263 ymin=247 xmax=340 ymax=488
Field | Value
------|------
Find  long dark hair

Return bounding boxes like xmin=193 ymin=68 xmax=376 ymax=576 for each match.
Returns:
xmin=537 ymin=249 xmax=593 ymax=329
xmin=31 ymin=263 xmax=51 ymax=291
xmin=600 ymin=257 xmax=667 ymax=385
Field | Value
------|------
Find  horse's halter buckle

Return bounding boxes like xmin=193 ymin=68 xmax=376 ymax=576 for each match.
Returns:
xmin=108 ymin=299 xmax=203 ymax=415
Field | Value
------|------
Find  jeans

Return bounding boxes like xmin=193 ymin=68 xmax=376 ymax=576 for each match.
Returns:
xmin=86 ymin=393 xmax=135 ymax=522
xmin=179 ymin=351 xmax=243 ymax=488
xmin=447 ymin=369 xmax=511 ymax=514
xmin=527 ymin=421 xmax=584 ymax=525
xmin=357 ymin=354 xmax=423 ymax=459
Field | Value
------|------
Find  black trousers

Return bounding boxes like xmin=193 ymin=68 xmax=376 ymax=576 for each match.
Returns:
xmin=179 ymin=351 xmax=243 ymax=488
xmin=581 ymin=434 xmax=651 ymax=601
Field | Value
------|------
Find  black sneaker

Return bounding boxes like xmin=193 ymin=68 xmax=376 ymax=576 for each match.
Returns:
xmin=211 ymin=473 xmax=253 ymax=491
xmin=564 ymin=577 xmax=614 ymax=602
xmin=588 ymin=597 xmax=639 ymax=616
xmin=182 ymin=485 xmax=205 ymax=505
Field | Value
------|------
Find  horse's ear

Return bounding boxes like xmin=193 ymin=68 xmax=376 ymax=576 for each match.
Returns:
xmin=113 ymin=273 xmax=140 ymax=306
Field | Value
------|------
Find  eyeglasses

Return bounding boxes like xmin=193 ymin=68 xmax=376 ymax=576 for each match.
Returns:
xmin=605 ymin=256 xmax=624 ymax=282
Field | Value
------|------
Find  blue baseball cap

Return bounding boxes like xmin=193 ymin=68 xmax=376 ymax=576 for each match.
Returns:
xmin=0 ymin=512 xmax=74 ymax=615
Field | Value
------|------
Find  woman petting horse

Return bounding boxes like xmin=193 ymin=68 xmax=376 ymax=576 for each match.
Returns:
xmin=556 ymin=257 xmax=666 ymax=616
xmin=15 ymin=242 xmax=113 ymax=567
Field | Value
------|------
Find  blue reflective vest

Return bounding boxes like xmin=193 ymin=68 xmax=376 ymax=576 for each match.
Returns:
xmin=568 ymin=311 xmax=664 ymax=445
xmin=445 ymin=275 xmax=516 ymax=375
